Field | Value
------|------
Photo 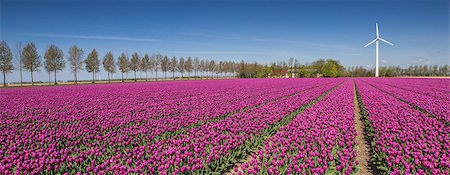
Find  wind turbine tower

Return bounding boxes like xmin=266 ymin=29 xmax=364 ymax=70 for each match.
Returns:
xmin=365 ymin=23 xmax=393 ymax=77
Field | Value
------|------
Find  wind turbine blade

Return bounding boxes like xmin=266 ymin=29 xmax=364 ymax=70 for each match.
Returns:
xmin=376 ymin=23 xmax=379 ymax=37
xmin=379 ymin=38 xmax=394 ymax=45
xmin=364 ymin=38 xmax=377 ymax=47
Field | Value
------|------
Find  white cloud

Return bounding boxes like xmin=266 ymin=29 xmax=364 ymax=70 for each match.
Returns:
xmin=178 ymin=32 xmax=359 ymax=51
xmin=26 ymin=33 xmax=163 ymax=42
xmin=163 ymin=50 xmax=260 ymax=55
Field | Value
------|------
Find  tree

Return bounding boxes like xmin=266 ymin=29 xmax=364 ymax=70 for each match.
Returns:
xmin=22 ymin=42 xmax=41 ymax=85
xmin=85 ymin=49 xmax=100 ymax=83
xmin=200 ymin=59 xmax=206 ymax=79
xmin=322 ymin=61 xmax=338 ymax=78
xmin=288 ymin=57 xmax=294 ymax=69
xmin=130 ymin=52 xmax=141 ymax=82
xmin=218 ymin=61 xmax=224 ymax=78
xmin=140 ymin=53 xmax=150 ymax=81
xmin=150 ymin=54 xmax=162 ymax=81
xmin=193 ymin=57 xmax=200 ymax=80
xmin=117 ymin=53 xmax=129 ymax=82
xmin=185 ymin=57 xmax=193 ymax=80
xmin=44 ymin=44 xmax=65 ymax=85
xmin=169 ymin=56 xmax=177 ymax=80
xmin=68 ymin=45 xmax=84 ymax=84
xmin=0 ymin=41 xmax=13 ymax=86
xmin=178 ymin=57 xmax=185 ymax=79
xmin=209 ymin=60 xmax=216 ymax=79
xmin=151 ymin=54 xmax=161 ymax=81
xmin=14 ymin=43 xmax=23 ymax=86
xmin=161 ymin=56 xmax=169 ymax=80
xmin=102 ymin=51 xmax=116 ymax=83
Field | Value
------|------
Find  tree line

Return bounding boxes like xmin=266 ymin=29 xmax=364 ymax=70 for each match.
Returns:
xmin=347 ymin=65 xmax=449 ymax=77
xmin=0 ymin=41 xmax=448 ymax=86
xmin=0 ymin=41 xmax=241 ymax=86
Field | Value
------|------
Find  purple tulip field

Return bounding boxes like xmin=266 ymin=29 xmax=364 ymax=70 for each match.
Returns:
xmin=0 ymin=78 xmax=449 ymax=174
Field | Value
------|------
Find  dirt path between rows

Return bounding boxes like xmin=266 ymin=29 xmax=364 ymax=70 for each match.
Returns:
xmin=353 ymin=83 xmax=372 ymax=175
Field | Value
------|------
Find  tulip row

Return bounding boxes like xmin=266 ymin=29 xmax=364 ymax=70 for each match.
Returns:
xmin=0 ymin=79 xmax=333 ymax=174
xmin=360 ymin=79 xmax=449 ymax=124
xmin=367 ymin=78 xmax=449 ymax=101
xmin=355 ymin=79 xmax=449 ymax=175
xmin=236 ymin=79 xmax=357 ymax=175
xmin=82 ymin=79 xmax=343 ymax=174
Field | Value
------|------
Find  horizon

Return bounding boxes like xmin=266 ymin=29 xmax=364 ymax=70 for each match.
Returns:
xmin=1 ymin=0 xmax=449 ymax=83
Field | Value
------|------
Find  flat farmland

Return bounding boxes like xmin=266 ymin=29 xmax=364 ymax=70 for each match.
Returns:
xmin=0 ymin=78 xmax=448 ymax=175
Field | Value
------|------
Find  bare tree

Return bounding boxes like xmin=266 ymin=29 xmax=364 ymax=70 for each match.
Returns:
xmin=185 ymin=57 xmax=193 ymax=80
xmin=140 ymin=53 xmax=150 ymax=81
xmin=200 ymin=59 xmax=206 ymax=79
xmin=102 ymin=51 xmax=116 ymax=83
xmin=170 ymin=56 xmax=177 ymax=80
xmin=161 ymin=56 xmax=169 ymax=80
xmin=288 ymin=57 xmax=294 ymax=69
xmin=22 ymin=42 xmax=41 ymax=86
xmin=193 ymin=57 xmax=200 ymax=80
xmin=0 ymin=41 xmax=14 ymax=86
xmin=44 ymin=44 xmax=65 ymax=85
xmin=218 ymin=61 xmax=224 ymax=78
xmin=130 ymin=52 xmax=141 ymax=82
xmin=178 ymin=57 xmax=185 ymax=79
xmin=150 ymin=54 xmax=160 ymax=81
xmin=209 ymin=60 xmax=216 ymax=79
xmin=117 ymin=53 xmax=129 ymax=82
xmin=68 ymin=45 xmax=84 ymax=84
xmin=44 ymin=55 xmax=52 ymax=85
xmin=85 ymin=49 xmax=100 ymax=83
xmin=14 ymin=43 xmax=23 ymax=86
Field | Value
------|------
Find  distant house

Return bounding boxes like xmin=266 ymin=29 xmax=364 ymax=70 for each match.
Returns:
xmin=268 ymin=70 xmax=288 ymax=78
xmin=286 ymin=69 xmax=298 ymax=78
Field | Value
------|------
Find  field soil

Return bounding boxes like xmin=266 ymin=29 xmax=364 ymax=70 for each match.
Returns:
xmin=354 ymin=85 xmax=372 ymax=175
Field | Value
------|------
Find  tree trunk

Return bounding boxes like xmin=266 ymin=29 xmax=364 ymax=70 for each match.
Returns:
xmin=92 ymin=72 xmax=95 ymax=83
xmin=181 ymin=72 xmax=183 ymax=80
xmin=194 ymin=70 xmax=197 ymax=80
xmin=31 ymin=71 xmax=34 ymax=86
xmin=164 ymin=72 xmax=166 ymax=80
xmin=121 ymin=72 xmax=124 ymax=82
xmin=108 ymin=72 xmax=111 ymax=83
xmin=54 ymin=71 xmax=57 ymax=85
xmin=74 ymin=71 xmax=78 ymax=84
xmin=2 ymin=71 xmax=6 ymax=87
xmin=134 ymin=71 xmax=137 ymax=82
xmin=145 ymin=71 xmax=148 ymax=81
xmin=155 ymin=70 xmax=158 ymax=81
xmin=19 ymin=61 xmax=23 ymax=86
xmin=173 ymin=71 xmax=175 ymax=80
xmin=188 ymin=72 xmax=190 ymax=80
xmin=48 ymin=72 xmax=51 ymax=85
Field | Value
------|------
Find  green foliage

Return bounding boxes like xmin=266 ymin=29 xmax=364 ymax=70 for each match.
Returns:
xmin=322 ymin=61 xmax=338 ymax=77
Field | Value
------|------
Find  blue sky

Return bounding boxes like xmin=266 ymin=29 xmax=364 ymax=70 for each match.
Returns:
xmin=1 ymin=0 xmax=448 ymax=82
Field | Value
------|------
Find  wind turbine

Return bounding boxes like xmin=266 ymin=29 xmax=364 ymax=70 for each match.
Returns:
xmin=364 ymin=23 xmax=393 ymax=77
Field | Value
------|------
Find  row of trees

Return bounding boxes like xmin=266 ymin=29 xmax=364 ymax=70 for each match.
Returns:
xmin=237 ymin=58 xmax=347 ymax=78
xmin=0 ymin=41 xmax=242 ymax=86
xmin=1 ymin=41 xmax=448 ymax=86
xmin=347 ymin=65 xmax=450 ymax=77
